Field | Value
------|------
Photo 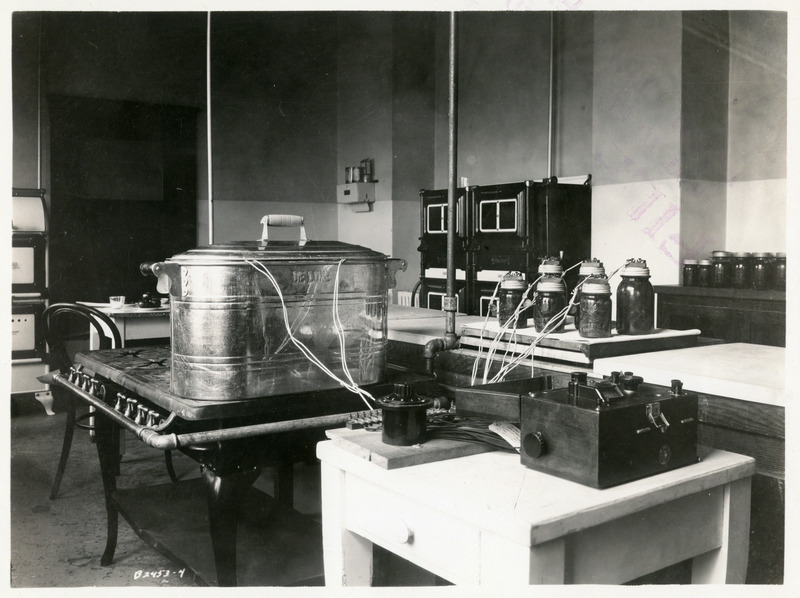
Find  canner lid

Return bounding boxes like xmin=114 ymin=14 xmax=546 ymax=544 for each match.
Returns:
xmin=165 ymin=239 xmax=389 ymax=265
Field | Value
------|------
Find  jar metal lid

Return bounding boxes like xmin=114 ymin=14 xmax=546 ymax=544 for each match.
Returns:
xmin=752 ymin=252 xmax=773 ymax=258
xmin=711 ymin=250 xmax=733 ymax=258
xmin=538 ymin=263 xmax=563 ymax=275
xmin=501 ymin=271 xmax=526 ymax=289
xmin=621 ymin=258 xmax=650 ymax=277
xmin=733 ymin=252 xmax=752 ymax=258
xmin=775 ymin=252 xmax=786 ymax=259
xmin=698 ymin=259 xmax=713 ymax=265
xmin=579 ymin=260 xmax=606 ymax=276
xmin=581 ymin=277 xmax=611 ymax=294
xmin=683 ymin=259 xmax=698 ymax=265
xmin=537 ymin=279 xmax=566 ymax=293
xmin=501 ymin=279 xmax=526 ymax=290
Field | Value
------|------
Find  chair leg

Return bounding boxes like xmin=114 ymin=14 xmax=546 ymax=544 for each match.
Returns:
xmin=165 ymin=450 xmax=179 ymax=482
xmin=50 ymin=395 xmax=77 ymax=500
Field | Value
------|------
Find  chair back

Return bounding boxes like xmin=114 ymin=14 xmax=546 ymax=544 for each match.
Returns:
xmin=42 ymin=303 xmax=122 ymax=373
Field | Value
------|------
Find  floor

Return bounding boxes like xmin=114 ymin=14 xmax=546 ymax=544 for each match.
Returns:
xmin=9 ymin=399 xmax=438 ymax=589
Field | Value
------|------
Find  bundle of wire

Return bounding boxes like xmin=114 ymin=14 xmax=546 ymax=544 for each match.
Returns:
xmin=245 ymin=255 xmax=375 ymax=410
xmin=470 ymin=261 xmax=628 ymax=385
xmin=469 ymin=272 xmax=546 ymax=385
xmin=425 ymin=414 xmax=517 ymax=452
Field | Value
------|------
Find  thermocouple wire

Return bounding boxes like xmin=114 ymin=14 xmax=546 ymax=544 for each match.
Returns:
xmin=245 ymin=256 xmax=375 ymax=410
xmin=488 ymin=259 xmax=629 ymax=383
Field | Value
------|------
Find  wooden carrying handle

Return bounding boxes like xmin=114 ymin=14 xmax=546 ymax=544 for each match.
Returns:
xmin=260 ymin=214 xmax=307 ymax=242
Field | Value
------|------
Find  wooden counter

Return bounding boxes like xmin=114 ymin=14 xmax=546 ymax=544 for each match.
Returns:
xmin=654 ymin=285 xmax=785 ymax=347
xmin=594 ymin=343 xmax=785 ymax=584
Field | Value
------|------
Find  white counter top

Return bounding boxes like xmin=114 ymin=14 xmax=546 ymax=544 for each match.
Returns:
xmin=593 ymin=343 xmax=786 ymax=406
xmin=387 ymin=305 xmax=484 ymax=344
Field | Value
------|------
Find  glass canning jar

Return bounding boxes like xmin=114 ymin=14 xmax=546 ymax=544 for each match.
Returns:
xmin=616 ymin=258 xmax=654 ymax=335
xmin=574 ymin=259 xmax=606 ymax=329
xmin=533 ymin=278 xmax=567 ymax=333
xmin=497 ymin=271 xmax=529 ymax=328
xmin=731 ymin=252 xmax=751 ymax=289
xmin=578 ymin=277 xmax=612 ymax=338
xmin=711 ymin=250 xmax=733 ymax=288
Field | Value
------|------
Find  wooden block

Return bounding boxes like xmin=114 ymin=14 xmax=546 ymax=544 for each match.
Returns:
xmin=325 ymin=427 xmax=493 ymax=469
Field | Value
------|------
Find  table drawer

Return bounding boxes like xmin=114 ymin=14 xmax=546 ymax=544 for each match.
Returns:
xmin=344 ymin=475 xmax=480 ymax=584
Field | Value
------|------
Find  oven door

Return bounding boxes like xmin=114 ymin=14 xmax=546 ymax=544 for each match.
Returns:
xmin=12 ymin=233 xmax=47 ymax=294
xmin=12 ymin=300 xmax=47 ymax=360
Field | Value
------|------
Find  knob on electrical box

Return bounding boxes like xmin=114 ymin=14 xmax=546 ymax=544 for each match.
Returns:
xmin=522 ymin=431 xmax=547 ymax=458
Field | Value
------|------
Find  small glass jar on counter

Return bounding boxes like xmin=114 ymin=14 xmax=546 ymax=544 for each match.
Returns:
xmin=751 ymin=252 xmax=773 ymax=290
xmin=497 ymin=271 xmax=529 ymax=328
xmin=574 ymin=259 xmax=606 ymax=329
xmin=682 ymin=259 xmax=699 ymax=286
xmin=578 ymin=277 xmax=612 ymax=338
xmin=697 ymin=259 xmax=713 ymax=288
xmin=731 ymin=252 xmax=752 ymax=289
xmin=533 ymin=278 xmax=567 ymax=333
xmin=616 ymin=258 xmax=654 ymax=335
xmin=774 ymin=252 xmax=786 ymax=291
xmin=711 ymin=250 xmax=733 ymax=288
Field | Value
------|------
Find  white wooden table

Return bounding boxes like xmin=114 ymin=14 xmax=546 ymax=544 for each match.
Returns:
xmin=318 ymin=441 xmax=755 ymax=585
xmin=80 ymin=303 xmax=171 ymax=349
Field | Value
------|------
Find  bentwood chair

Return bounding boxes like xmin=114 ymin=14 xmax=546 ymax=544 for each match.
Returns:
xmin=42 ymin=302 xmax=177 ymax=499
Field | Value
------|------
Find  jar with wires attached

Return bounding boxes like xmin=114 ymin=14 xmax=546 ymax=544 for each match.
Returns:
xmin=533 ymin=278 xmax=567 ymax=333
xmin=616 ymin=258 xmax=655 ymax=335
xmin=538 ymin=257 xmax=566 ymax=287
xmin=573 ymin=259 xmax=606 ymax=330
xmin=497 ymin=271 xmax=530 ymax=328
xmin=578 ymin=276 xmax=612 ymax=338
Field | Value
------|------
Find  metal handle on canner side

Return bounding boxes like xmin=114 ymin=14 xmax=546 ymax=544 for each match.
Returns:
xmin=260 ymin=214 xmax=307 ymax=242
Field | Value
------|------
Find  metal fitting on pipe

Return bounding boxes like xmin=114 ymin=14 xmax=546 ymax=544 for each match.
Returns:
xmin=422 ymin=334 xmax=459 ymax=376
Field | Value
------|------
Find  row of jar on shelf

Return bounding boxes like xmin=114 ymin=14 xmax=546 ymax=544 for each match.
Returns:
xmin=496 ymin=257 xmax=653 ymax=340
xmin=682 ymin=251 xmax=786 ymax=291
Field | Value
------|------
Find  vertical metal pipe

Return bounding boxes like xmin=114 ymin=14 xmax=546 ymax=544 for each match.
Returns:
xmin=206 ymin=11 xmax=215 ymax=244
xmin=546 ymin=11 xmax=555 ymax=180
xmin=444 ymin=11 xmax=459 ymax=339
xmin=37 ymin=14 xmax=42 ymax=189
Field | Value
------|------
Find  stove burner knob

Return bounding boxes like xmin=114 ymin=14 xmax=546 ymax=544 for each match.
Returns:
xmin=135 ymin=405 xmax=149 ymax=425
xmin=671 ymin=379 xmax=683 ymax=396
xmin=68 ymin=367 xmax=80 ymax=384
xmin=89 ymin=379 xmax=106 ymax=399
xmin=79 ymin=373 xmax=91 ymax=391
xmin=124 ymin=399 xmax=138 ymax=420
xmin=522 ymin=431 xmax=547 ymax=458
xmin=115 ymin=393 xmax=127 ymax=412
xmin=146 ymin=411 xmax=159 ymax=427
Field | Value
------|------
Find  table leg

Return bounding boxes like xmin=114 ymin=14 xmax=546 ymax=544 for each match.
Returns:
xmin=320 ymin=461 xmax=373 ymax=586
xmin=202 ymin=466 xmax=260 ymax=587
xmin=691 ymin=477 xmax=752 ymax=583
xmin=93 ymin=411 xmax=121 ymax=566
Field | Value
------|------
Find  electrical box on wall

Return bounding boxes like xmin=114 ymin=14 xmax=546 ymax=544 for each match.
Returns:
xmin=337 ymin=182 xmax=376 ymax=213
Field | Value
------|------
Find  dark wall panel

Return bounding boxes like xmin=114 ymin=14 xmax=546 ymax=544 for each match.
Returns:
xmin=210 ymin=12 xmax=339 ymax=203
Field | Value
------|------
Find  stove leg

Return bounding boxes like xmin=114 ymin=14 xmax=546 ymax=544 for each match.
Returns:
xmin=94 ymin=412 xmax=120 ymax=566
xmin=202 ymin=466 xmax=260 ymax=587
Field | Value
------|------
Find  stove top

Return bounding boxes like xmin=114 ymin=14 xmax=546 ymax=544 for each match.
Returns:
xmin=76 ymin=345 xmax=436 ymax=422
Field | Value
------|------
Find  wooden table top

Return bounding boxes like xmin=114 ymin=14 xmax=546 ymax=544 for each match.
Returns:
xmin=317 ymin=439 xmax=755 ymax=547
